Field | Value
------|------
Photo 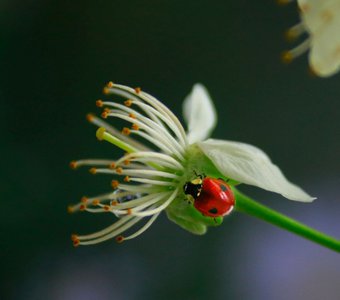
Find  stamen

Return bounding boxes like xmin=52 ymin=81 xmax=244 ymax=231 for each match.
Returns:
xmin=117 ymin=152 xmax=184 ymax=170
xmin=128 ymin=177 xmax=176 ymax=186
xmin=70 ymin=159 xmax=115 ymax=169
xmin=107 ymin=84 xmax=188 ymax=147
xmin=123 ymin=212 xmax=160 ymax=241
xmin=132 ymin=189 xmax=178 ymax=217
xmin=129 ymin=113 xmax=136 ymax=119
xmin=109 ymin=162 xmax=116 ymax=169
xmin=78 ymin=216 xmax=142 ymax=245
xmin=86 ymin=114 xmax=150 ymax=151
xmin=131 ymin=129 xmax=184 ymax=161
xmin=282 ymin=38 xmax=311 ymax=63
xmin=285 ymin=23 xmax=306 ymax=41
xmin=107 ymin=110 xmax=185 ymax=159
xmin=120 ymin=168 xmax=180 ymax=179
xmin=112 ymin=192 xmax=167 ymax=210
xmin=124 ymin=176 xmax=130 ymax=182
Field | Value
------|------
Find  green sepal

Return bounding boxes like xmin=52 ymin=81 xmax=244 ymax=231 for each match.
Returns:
xmin=185 ymin=144 xmax=240 ymax=186
xmin=166 ymin=196 xmax=223 ymax=235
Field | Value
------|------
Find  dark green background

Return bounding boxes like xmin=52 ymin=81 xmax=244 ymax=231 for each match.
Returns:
xmin=1 ymin=1 xmax=340 ymax=299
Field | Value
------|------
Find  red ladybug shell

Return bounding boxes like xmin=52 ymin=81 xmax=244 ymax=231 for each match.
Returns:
xmin=194 ymin=178 xmax=235 ymax=217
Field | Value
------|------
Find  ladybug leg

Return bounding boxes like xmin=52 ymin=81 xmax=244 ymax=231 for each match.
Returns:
xmin=185 ymin=195 xmax=194 ymax=205
xmin=193 ymin=170 xmax=206 ymax=180
xmin=218 ymin=177 xmax=230 ymax=183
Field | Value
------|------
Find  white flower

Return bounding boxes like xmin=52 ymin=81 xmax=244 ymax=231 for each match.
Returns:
xmin=282 ymin=0 xmax=340 ymax=77
xmin=69 ymin=82 xmax=314 ymax=246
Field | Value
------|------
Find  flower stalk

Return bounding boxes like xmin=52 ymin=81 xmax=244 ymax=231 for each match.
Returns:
xmin=234 ymin=188 xmax=340 ymax=253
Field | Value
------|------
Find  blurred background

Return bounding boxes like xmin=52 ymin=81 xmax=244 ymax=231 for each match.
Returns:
xmin=1 ymin=0 xmax=340 ymax=299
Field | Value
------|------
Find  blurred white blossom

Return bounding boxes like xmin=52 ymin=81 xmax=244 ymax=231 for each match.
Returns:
xmin=283 ymin=0 xmax=340 ymax=77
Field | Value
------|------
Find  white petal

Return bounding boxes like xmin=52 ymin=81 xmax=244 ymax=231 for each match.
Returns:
xmin=197 ymin=139 xmax=315 ymax=202
xmin=309 ymin=12 xmax=340 ymax=77
xmin=183 ymin=84 xmax=217 ymax=144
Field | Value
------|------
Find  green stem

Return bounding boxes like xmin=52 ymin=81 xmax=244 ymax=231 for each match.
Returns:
xmin=234 ymin=188 xmax=340 ymax=253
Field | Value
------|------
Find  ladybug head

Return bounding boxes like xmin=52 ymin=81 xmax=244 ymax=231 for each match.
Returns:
xmin=183 ymin=177 xmax=203 ymax=199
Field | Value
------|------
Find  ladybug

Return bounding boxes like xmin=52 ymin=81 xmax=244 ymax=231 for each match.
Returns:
xmin=184 ymin=176 xmax=235 ymax=218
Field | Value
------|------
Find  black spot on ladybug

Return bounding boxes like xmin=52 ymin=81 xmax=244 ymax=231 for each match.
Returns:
xmin=220 ymin=184 xmax=227 ymax=192
xmin=209 ymin=208 xmax=218 ymax=214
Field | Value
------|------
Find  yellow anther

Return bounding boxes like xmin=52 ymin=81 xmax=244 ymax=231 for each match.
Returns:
xmin=116 ymin=167 xmax=123 ymax=174
xmin=73 ymin=239 xmax=80 ymax=247
xmin=111 ymin=200 xmax=118 ymax=206
xmin=81 ymin=196 xmax=88 ymax=203
xmin=123 ymin=159 xmax=130 ymax=166
xmin=101 ymin=111 xmax=108 ymax=119
xmin=127 ymin=208 xmax=132 ymax=215
xmin=129 ymin=113 xmax=136 ymax=119
xmin=79 ymin=204 xmax=86 ymax=211
xmin=131 ymin=124 xmax=139 ymax=131
xmin=92 ymin=199 xmax=100 ymax=206
xmin=122 ymin=127 xmax=131 ymax=135
xmin=109 ymin=162 xmax=116 ymax=169
xmin=123 ymin=176 xmax=130 ymax=182
xmin=116 ymin=235 xmax=124 ymax=243
xmin=71 ymin=234 xmax=78 ymax=241
xmin=107 ymin=81 xmax=114 ymax=88
xmin=134 ymin=87 xmax=141 ymax=94
xmin=89 ymin=167 xmax=97 ymax=174
xmin=96 ymin=99 xmax=103 ymax=107
xmin=111 ymin=180 xmax=119 ymax=189
xmin=124 ymin=99 xmax=132 ymax=107
xmin=281 ymin=51 xmax=293 ymax=64
xmin=104 ymin=205 xmax=110 ymax=211
xmin=69 ymin=161 xmax=78 ymax=169
xmin=103 ymin=87 xmax=110 ymax=94
xmin=67 ymin=205 xmax=74 ymax=214
xmin=86 ymin=113 xmax=95 ymax=122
